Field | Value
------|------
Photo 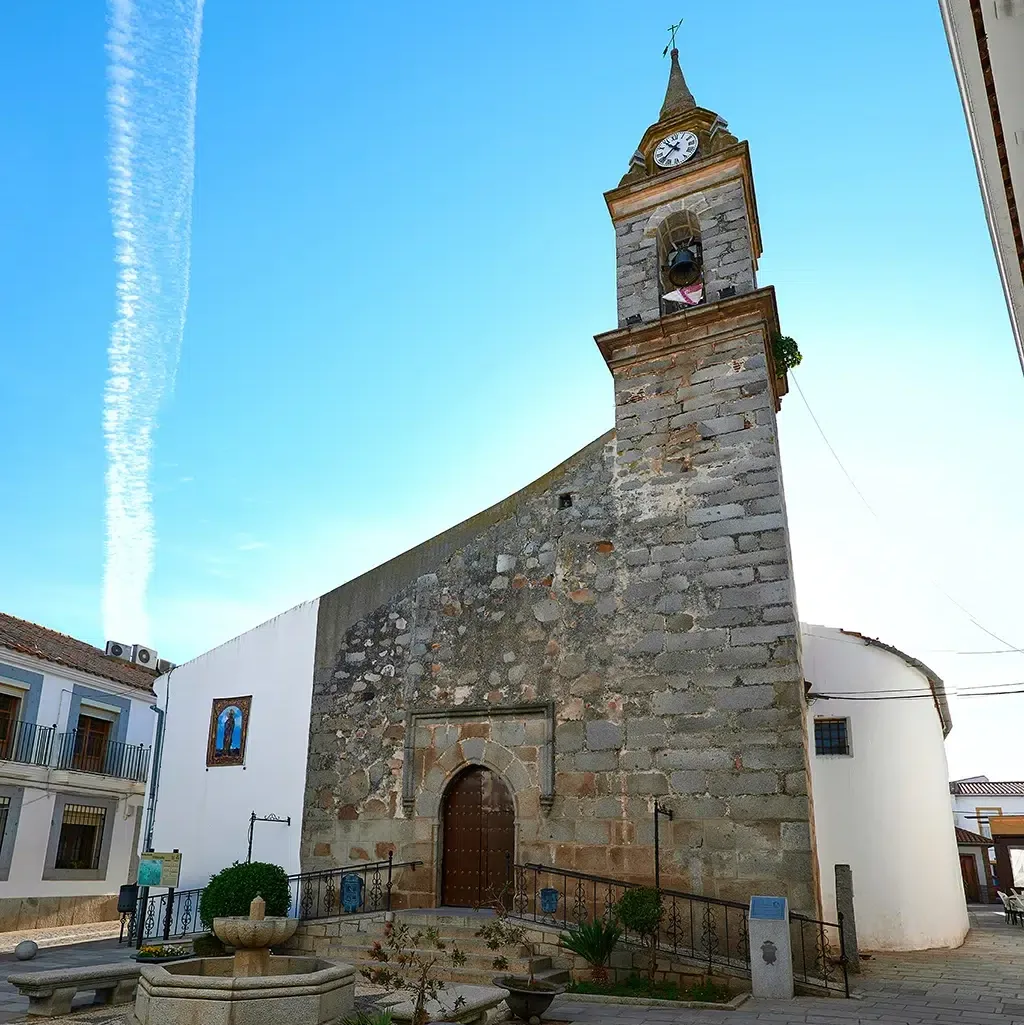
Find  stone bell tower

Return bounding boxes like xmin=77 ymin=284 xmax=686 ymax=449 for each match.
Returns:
xmin=594 ymin=49 xmax=820 ymax=912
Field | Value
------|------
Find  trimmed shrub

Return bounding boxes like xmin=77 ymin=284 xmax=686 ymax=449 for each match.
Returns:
xmin=192 ymin=932 xmax=226 ymax=957
xmin=615 ymin=887 xmax=663 ymax=982
xmin=198 ymin=861 xmax=291 ymax=928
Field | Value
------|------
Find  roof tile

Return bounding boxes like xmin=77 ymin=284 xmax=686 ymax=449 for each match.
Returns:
xmin=955 ymin=826 xmax=993 ymax=845
xmin=0 ymin=613 xmax=156 ymax=694
xmin=950 ymin=781 xmax=1024 ymax=797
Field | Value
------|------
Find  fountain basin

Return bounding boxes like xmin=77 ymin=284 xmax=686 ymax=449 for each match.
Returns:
xmin=214 ymin=915 xmax=299 ymax=949
xmin=130 ymin=955 xmax=355 ymax=1025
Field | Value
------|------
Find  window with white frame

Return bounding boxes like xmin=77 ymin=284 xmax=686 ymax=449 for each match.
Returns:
xmin=814 ymin=717 xmax=850 ymax=756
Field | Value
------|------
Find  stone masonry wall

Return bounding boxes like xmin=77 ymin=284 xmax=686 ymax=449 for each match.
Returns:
xmin=615 ymin=178 xmax=756 ymax=328
xmin=598 ymin=290 xmax=816 ymax=912
xmin=302 ymin=286 xmax=817 ymax=913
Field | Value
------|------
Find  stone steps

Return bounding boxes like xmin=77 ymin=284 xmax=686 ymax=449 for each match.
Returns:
xmin=338 ymin=954 xmax=570 ymax=988
xmin=316 ymin=912 xmax=572 ymax=986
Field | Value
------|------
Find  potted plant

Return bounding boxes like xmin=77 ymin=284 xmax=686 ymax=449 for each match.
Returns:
xmin=477 ymin=902 xmax=564 ymax=1023
xmin=559 ymin=918 xmax=621 ymax=983
xmin=361 ymin=919 xmax=467 ymax=1025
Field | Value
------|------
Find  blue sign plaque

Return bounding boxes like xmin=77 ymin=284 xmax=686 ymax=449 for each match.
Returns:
xmin=341 ymin=874 xmax=364 ymax=914
xmin=749 ymin=896 xmax=787 ymax=921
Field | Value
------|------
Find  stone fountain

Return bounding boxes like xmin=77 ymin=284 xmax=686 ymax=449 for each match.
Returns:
xmin=131 ymin=895 xmax=354 ymax=1025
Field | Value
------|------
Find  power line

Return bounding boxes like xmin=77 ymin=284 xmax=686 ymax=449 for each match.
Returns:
xmin=809 ymin=686 xmax=1024 ymax=701
xmin=927 ymin=649 xmax=1023 ymax=656
xmin=790 ymin=371 xmax=1024 ymax=656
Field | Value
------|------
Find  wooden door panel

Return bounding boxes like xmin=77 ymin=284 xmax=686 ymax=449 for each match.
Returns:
xmin=75 ymin=715 xmax=112 ymax=773
xmin=442 ymin=766 xmax=514 ymax=908
xmin=960 ymin=853 xmax=980 ymax=902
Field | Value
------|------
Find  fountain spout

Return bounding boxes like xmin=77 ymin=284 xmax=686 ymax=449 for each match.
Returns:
xmin=212 ymin=893 xmax=297 ymax=978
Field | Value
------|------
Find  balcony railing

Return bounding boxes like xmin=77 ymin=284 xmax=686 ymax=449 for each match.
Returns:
xmin=0 ymin=720 xmax=55 ymax=766
xmin=0 ymin=719 xmax=151 ymax=783
xmin=54 ymin=730 xmax=150 ymax=783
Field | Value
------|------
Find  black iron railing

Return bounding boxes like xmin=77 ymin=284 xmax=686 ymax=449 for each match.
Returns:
xmin=510 ymin=862 xmax=751 ymax=976
xmin=0 ymin=720 xmax=54 ymax=766
xmin=125 ymin=854 xmax=424 ymax=945
xmin=292 ymin=854 xmax=422 ymax=921
xmin=55 ymin=730 xmax=150 ymax=783
xmin=509 ymin=861 xmax=848 ymax=997
xmin=790 ymin=909 xmax=849 ymax=997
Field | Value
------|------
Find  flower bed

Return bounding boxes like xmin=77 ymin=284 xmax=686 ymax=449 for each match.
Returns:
xmin=567 ymin=974 xmax=731 ymax=1003
xmin=133 ymin=943 xmax=193 ymax=964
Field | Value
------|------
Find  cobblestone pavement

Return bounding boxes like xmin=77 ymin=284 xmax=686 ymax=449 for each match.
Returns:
xmin=2 ymin=906 xmax=1022 ymax=1023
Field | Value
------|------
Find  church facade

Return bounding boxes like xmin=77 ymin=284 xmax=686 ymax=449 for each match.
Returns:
xmin=300 ymin=53 xmax=819 ymax=914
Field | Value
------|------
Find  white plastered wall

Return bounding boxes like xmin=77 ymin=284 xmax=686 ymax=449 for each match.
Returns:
xmin=803 ymin=624 xmax=969 ymax=951
xmin=148 ymin=600 xmax=319 ymax=889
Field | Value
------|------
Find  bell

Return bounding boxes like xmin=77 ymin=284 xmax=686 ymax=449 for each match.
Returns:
xmin=666 ymin=247 xmax=701 ymax=288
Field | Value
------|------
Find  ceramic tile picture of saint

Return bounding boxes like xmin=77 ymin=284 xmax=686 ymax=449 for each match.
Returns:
xmin=206 ymin=695 xmax=252 ymax=767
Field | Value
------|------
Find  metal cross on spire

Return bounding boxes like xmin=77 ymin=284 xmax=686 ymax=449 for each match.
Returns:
xmin=663 ymin=17 xmax=683 ymax=57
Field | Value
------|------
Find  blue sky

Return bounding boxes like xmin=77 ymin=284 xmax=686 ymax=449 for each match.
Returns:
xmin=1 ymin=2 xmax=1022 ymax=778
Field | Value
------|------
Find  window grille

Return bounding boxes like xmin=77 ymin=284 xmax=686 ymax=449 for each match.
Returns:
xmin=55 ymin=803 xmax=106 ymax=871
xmin=814 ymin=717 xmax=850 ymax=756
xmin=0 ymin=796 xmax=9 ymax=849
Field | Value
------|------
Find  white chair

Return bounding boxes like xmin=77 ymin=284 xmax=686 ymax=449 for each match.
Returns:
xmin=1007 ymin=892 xmax=1024 ymax=927
xmin=997 ymin=891 xmax=1017 ymax=924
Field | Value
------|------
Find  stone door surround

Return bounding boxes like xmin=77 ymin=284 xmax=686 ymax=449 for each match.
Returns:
xmin=402 ymin=703 xmax=555 ymax=814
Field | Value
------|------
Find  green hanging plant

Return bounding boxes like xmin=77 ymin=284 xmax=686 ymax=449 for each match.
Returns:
xmin=772 ymin=334 xmax=802 ymax=374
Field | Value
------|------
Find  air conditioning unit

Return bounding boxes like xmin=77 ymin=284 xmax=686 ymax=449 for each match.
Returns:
xmin=131 ymin=644 xmax=158 ymax=668
xmin=155 ymin=658 xmax=176 ymax=674
xmin=105 ymin=640 xmax=132 ymax=661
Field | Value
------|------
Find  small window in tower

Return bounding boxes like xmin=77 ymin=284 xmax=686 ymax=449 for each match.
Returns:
xmin=558 ymin=493 xmax=573 ymax=510
xmin=814 ymin=717 xmax=850 ymax=756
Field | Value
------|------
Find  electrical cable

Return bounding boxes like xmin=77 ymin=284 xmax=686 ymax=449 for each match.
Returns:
xmin=790 ymin=371 xmax=1024 ymax=656
xmin=809 ymin=688 xmax=1024 ymax=701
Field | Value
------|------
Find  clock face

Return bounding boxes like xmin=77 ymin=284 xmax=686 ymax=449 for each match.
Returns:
xmin=654 ymin=131 xmax=699 ymax=168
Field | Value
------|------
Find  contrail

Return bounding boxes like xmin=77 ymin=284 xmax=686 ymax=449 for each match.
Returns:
xmin=103 ymin=0 xmax=204 ymax=644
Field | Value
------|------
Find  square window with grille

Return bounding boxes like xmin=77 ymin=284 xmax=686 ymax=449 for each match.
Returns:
xmin=814 ymin=718 xmax=850 ymax=756
xmin=55 ymin=804 xmax=106 ymax=871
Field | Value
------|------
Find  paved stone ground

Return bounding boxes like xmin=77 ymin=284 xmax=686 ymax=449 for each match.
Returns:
xmin=546 ymin=905 xmax=1024 ymax=1024
xmin=1 ymin=906 xmax=1021 ymax=1023
xmin=0 ymin=924 xmax=122 ymax=957
xmin=0 ymin=939 xmax=137 ymax=1023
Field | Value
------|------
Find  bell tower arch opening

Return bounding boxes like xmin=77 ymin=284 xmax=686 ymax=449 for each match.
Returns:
xmin=657 ymin=209 xmax=704 ymax=314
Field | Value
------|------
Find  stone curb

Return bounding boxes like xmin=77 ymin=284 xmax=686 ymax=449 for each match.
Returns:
xmin=555 ymin=991 xmax=751 ymax=1009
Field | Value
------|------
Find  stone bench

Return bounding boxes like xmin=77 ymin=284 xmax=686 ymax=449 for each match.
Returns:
xmin=384 ymin=983 xmax=509 ymax=1025
xmin=7 ymin=963 xmax=141 ymax=1017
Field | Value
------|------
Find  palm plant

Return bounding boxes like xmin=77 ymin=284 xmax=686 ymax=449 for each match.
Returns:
xmin=559 ymin=918 xmax=622 ymax=983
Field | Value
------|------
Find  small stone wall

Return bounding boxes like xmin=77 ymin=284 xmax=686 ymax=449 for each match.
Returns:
xmin=0 ymin=894 xmax=119 ymax=932
xmin=285 ymin=912 xmax=388 ymax=959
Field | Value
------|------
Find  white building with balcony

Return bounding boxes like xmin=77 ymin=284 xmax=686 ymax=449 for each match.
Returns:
xmin=0 ymin=613 xmax=157 ymax=931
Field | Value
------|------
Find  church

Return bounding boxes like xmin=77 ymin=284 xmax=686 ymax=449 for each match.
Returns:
xmin=302 ymin=46 xmax=815 ymax=913
xmin=146 ymin=50 xmax=969 ymax=951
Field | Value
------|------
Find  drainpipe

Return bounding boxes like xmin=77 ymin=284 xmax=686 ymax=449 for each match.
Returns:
xmin=144 ymin=702 xmax=166 ymax=852
xmin=135 ymin=688 xmax=169 ymax=949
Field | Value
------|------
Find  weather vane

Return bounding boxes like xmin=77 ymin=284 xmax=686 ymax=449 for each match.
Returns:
xmin=663 ymin=17 xmax=683 ymax=56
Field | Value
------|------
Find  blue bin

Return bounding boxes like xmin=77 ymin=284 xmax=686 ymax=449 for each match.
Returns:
xmin=540 ymin=887 xmax=559 ymax=915
xmin=341 ymin=874 xmax=364 ymax=913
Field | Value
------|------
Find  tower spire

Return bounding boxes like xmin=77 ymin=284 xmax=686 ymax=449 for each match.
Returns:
xmin=660 ymin=48 xmax=696 ymax=120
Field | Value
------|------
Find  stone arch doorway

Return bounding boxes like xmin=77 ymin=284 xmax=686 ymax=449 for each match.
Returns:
xmin=441 ymin=765 xmax=514 ymax=908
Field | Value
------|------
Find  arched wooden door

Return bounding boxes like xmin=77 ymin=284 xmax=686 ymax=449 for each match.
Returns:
xmin=441 ymin=766 xmax=514 ymax=907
